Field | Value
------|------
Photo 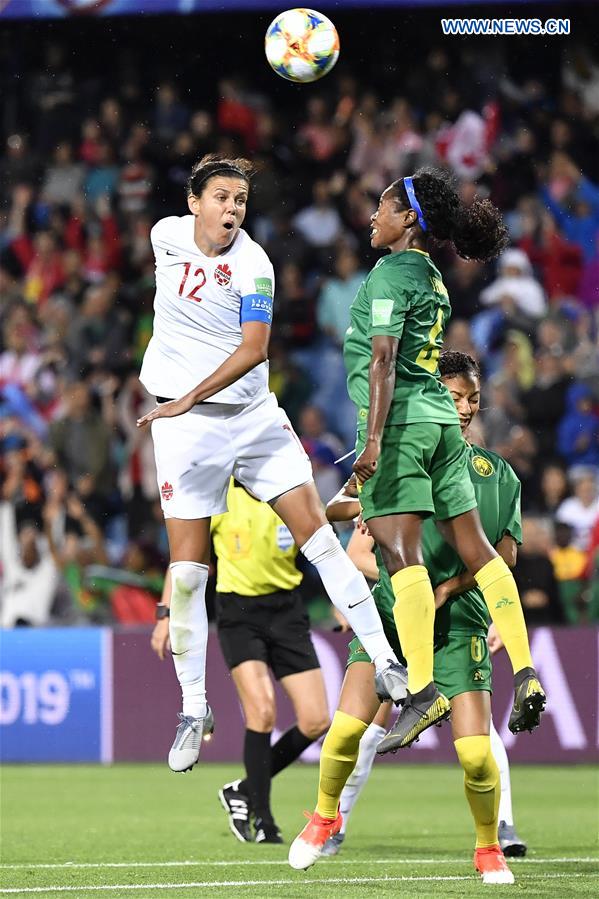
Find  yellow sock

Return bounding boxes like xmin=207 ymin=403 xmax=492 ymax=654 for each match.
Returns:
xmin=454 ymin=735 xmax=499 ymax=848
xmin=475 ymin=557 xmax=533 ymax=675
xmin=391 ymin=565 xmax=435 ymax=694
xmin=316 ymin=710 xmax=368 ymax=819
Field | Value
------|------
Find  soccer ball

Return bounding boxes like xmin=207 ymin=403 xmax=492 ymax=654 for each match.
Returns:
xmin=265 ymin=8 xmax=340 ymax=83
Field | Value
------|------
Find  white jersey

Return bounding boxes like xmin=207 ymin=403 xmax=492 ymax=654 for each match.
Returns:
xmin=140 ymin=216 xmax=275 ymax=404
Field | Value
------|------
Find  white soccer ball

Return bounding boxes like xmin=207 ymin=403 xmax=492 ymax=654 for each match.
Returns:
xmin=264 ymin=8 xmax=340 ymax=83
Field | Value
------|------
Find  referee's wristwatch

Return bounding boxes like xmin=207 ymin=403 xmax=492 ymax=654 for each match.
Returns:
xmin=155 ymin=604 xmax=170 ymax=620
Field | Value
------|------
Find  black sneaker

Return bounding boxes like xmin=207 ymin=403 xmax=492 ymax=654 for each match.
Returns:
xmin=376 ymin=682 xmax=451 ymax=753
xmin=508 ymin=668 xmax=546 ymax=734
xmin=498 ymin=820 xmax=527 ymax=857
xmin=254 ymin=817 xmax=283 ymax=844
xmin=218 ymin=780 xmax=253 ymax=843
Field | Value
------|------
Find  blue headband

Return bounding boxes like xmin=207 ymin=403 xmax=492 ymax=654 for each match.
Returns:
xmin=403 ymin=176 xmax=427 ymax=232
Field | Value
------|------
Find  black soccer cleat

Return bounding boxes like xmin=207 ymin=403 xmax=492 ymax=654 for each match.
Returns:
xmin=376 ymin=682 xmax=451 ymax=753
xmin=254 ymin=817 xmax=283 ymax=844
xmin=218 ymin=780 xmax=253 ymax=843
xmin=499 ymin=821 xmax=528 ymax=858
xmin=508 ymin=667 xmax=546 ymax=734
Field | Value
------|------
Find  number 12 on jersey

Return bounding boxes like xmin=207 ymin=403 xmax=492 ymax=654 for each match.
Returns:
xmin=178 ymin=263 xmax=206 ymax=303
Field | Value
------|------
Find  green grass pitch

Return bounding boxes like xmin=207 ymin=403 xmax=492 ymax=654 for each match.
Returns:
xmin=1 ymin=763 xmax=597 ymax=897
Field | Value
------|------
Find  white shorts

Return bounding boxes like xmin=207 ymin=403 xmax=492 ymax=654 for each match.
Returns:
xmin=151 ymin=392 xmax=314 ymax=519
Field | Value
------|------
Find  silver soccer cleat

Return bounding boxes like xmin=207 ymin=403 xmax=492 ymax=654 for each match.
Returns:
xmin=168 ymin=705 xmax=214 ymax=772
xmin=374 ymin=659 xmax=408 ymax=705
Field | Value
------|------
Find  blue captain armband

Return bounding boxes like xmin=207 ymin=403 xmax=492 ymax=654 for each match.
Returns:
xmin=240 ymin=293 xmax=273 ymax=326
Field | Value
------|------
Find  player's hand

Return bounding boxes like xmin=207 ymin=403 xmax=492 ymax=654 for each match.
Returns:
xmin=487 ymin=622 xmax=504 ymax=655
xmin=434 ymin=583 xmax=451 ymax=610
xmin=352 ymin=438 xmax=380 ymax=484
xmin=151 ymin=619 xmax=171 ymax=660
xmin=136 ymin=394 xmax=196 ymax=427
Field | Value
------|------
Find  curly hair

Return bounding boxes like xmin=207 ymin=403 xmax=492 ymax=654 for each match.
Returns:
xmin=438 ymin=350 xmax=481 ymax=380
xmin=390 ymin=167 xmax=509 ymax=262
xmin=186 ymin=154 xmax=255 ymax=197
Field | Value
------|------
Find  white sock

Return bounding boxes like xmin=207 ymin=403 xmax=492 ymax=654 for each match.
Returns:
xmin=490 ymin=717 xmax=514 ymax=826
xmin=339 ymin=723 xmax=386 ymax=834
xmin=169 ymin=561 xmax=209 ymax=719
xmin=301 ymin=525 xmax=398 ymax=673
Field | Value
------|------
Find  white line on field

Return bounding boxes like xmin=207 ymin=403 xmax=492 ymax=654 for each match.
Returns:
xmin=0 ymin=873 xmax=597 ymax=894
xmin=0 ymin=857 xmax=596 ymax=871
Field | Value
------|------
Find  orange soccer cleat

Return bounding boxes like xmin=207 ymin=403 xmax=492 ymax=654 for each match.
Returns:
xmin=474 ymin=845 xmax=515 ymax=885
xmin=288 ymin=809 xmax=343 ymax=870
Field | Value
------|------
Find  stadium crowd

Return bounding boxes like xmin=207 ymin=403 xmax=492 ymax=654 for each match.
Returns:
xmin=1 ymin=28 xmax=598 ymax=630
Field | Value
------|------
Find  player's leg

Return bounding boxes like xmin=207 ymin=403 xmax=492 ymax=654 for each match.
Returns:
xmin=452 ymin=691 xmax=514 ymax=885
xmin=361 ymin=424 xmax=454 ymax=747
xmin=226 ymin=660 xmax=280 ymax=842
xmin=151 ymin=407 xmax=233 ymax=771
xmin=322 ymin=700 xmax=393 ymax=856
xmin=233 ymin=395 xmax=405 ymax=700
xmin=490 ymin=719 xmax=527 ymax=857
xmin=289 ymin=656 xmax=381 ymax=870
xmin=164 ymin=517 xmax=213 ymax=772
xmin=438 ymin=510 xmax=546 ymax=733
xmin=215 ymin=593 xmax=278 ymax=843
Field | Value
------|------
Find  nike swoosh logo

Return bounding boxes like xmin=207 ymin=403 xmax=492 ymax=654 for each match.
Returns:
xmin=348 ymin=597 xmax=369 ymax=609
xmin=166 ymin=249 xmax=177 ymax=256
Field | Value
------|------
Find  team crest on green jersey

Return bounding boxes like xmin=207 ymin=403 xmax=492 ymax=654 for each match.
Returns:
xmin=471 ymin=455 xmax=494 ymax=477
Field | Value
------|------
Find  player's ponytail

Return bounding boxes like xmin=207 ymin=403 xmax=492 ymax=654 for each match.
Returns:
xmin=187 ymin=154 xmax=255 ymax=197
xmin=391 ymin=168 xmax=509 ymax=262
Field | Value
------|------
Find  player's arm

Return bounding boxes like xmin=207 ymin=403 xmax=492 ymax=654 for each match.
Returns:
xmin=353 ymin=269 xmax=409 ymax=484
xmin=151 ymin=567 xmax=171 ymax=661
xmin=326 ymin=473 xmax=361 ymax=522
xmin=346 ymin=524 xmax=379 ymax=581
xmin=184 ymin=320 xmax=270 ymax=403
xmin=137 ymin=320 xmax=270 ymax=426
xmin=433 ymin=534 xmax=517 ymax=609
xmin=353 ymin=335 xmax=398 ymax=483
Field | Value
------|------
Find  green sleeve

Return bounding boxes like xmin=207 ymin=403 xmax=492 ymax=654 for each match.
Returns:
xmin=498 ymin=462 xmax=522 ymax=545
xmin=366 ymin=265 xmax=413 ymax=340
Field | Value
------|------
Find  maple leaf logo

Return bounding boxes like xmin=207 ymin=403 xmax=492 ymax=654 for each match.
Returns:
xmin=214 ymin=263 xmax=232 ymax=286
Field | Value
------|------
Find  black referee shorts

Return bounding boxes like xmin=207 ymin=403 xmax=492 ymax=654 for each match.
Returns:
xmin=215 ymin=589 xmax=320 ymax=680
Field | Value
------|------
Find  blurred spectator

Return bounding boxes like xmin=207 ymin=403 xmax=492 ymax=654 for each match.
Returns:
xmin=0 ymin=502 xmax=59 ymax=628
xmin=557 ymin=383 xmax=599 ymax=470
xmin=472 ymin=248 xmax=545 ymax=358
xmin=153 ymin=82 xmax=189 ymax=143
xmin=513 ymin=517 xmax=565 ymax=625
xmin=317 ymin=247 xmax=366 ymax=347
xmin=273 ymin=262 xmax=317 ymax=348
xmin=519 ymin=210 xmax=583 ymax=301
xmin=534 ymin=464 xmax=570 ymax=517
xmin=298 ymin=404 xmax=345 ymax=463
xmin=41 ymin=141 xmax=85 ymax=206
xmin=541 ymin=156 xmax=599 ymax=261
xmin=293 ymin=180 xmax=344 ymax=251
xmin=519 ymin=347 xmax=571 ymax=466
xmin=556 ymin=469 xmax=599 ymax=551
xmin=550 ymin=522 xmax=587 ymax=581
xmin=49 ymin=381 xmax=114 ymax=513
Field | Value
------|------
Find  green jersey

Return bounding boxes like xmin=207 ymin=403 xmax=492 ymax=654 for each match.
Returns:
xmin=344 ymin=249 xmax=458 ymax=429
xmin=373 ymin=445 xmax=522 ymax=642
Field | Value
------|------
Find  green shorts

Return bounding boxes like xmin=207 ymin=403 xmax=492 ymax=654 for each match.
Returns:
xmin=347 ymin=630 xmax=492 ymax=700
xmin=356 ymin=422 xmax=477 ymax=522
